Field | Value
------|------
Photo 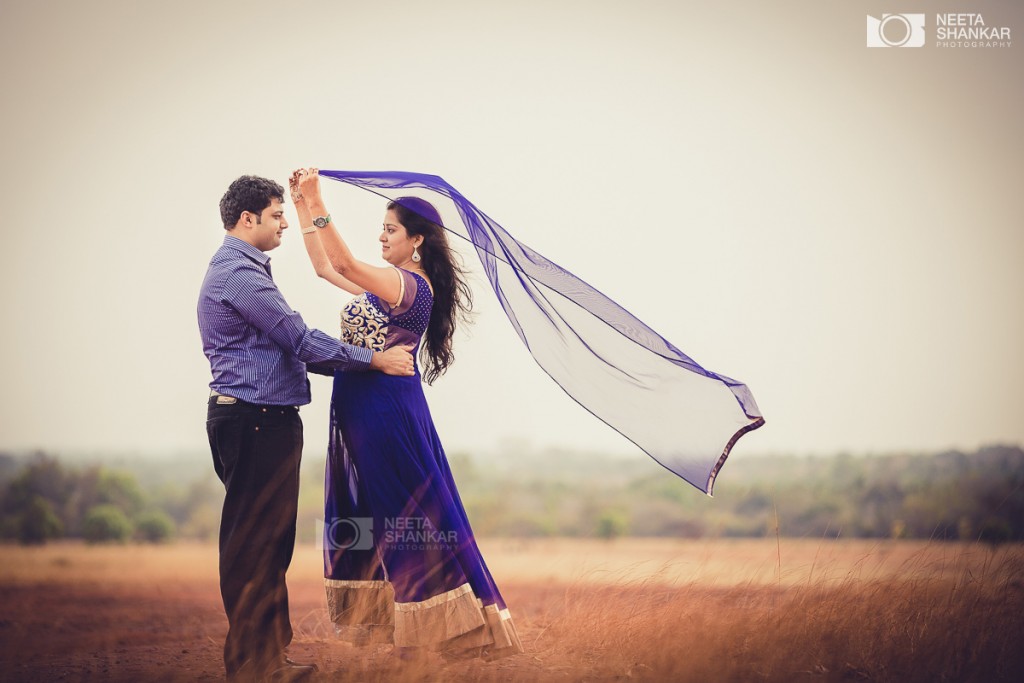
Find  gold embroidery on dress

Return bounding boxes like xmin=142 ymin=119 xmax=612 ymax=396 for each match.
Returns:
xmin=340 ymin=295 xmax=388 ymax=352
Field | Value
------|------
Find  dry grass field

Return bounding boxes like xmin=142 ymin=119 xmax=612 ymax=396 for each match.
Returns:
xmin=1 ymin=538 xmax=1022 ymax=682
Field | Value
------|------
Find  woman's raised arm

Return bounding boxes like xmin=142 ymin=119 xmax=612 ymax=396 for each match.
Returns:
xmin=289 ymin=169 xmax=364 ymax=296
xmin=297 ymin=168 xmax=404 ymax=306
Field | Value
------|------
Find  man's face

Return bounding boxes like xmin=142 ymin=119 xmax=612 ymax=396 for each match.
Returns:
xmin=246 ymin=198 xmax=288 ymax=251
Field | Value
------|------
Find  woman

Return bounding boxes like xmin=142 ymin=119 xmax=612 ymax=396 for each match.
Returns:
xmin=291 ymin=168 xmax=522 ymax=661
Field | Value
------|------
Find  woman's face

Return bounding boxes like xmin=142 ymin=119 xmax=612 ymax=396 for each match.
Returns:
xmin=379 ymin=209 xmax=421 ymax=266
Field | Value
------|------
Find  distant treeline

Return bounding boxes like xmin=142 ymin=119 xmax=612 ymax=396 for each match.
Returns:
xmin=0 ymin=452 xmax=218 ymax=544
xmin=1 ymin=445 xmax=1021 ymax=544
xmin=453 ymin=444 xmax=1024 ymax=543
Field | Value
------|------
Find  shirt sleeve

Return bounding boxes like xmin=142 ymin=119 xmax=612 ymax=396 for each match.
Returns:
xmin=306 ymin=362 xmax=336 ymax=377
xmin=223 ymin=266 xmax=373 ymax=372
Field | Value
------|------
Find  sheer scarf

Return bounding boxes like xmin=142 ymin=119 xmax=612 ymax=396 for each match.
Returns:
xmin=320 ymin=170 xmax=764 ymax=495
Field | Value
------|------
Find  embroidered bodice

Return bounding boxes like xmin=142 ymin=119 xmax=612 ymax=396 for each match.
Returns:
xmin=340 ymin=269 xmax=432 ymax=354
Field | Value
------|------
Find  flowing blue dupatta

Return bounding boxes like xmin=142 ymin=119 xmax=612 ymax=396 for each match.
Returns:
xmin=320 ymin=170 xmax=764 ymax=495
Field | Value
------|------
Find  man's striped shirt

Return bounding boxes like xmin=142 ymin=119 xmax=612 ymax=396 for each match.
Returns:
xmin=198 ymin=235 xmax=372 ymax=405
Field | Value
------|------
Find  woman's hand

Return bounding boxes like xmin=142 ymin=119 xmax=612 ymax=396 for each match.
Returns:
xmin=297 ymin=167 xmax=322 ymax=203
xmin=288 ymin=168 xmax=304 ymax=204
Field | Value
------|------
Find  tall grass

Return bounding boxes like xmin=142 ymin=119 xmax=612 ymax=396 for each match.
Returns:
xmin=285 ymin=541 xmax=1024 ymax=682
xmin=1 ymin=540 xmax=1022 ymax=682
xmin=525 ymin=561 xmax=1023 ymax=682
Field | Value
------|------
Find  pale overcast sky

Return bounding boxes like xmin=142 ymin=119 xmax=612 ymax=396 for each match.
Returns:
xmin=1 ymin=0 xmax=1021 ymax=462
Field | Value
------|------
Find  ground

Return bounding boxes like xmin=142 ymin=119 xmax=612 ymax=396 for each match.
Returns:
xmin=1 ymin=539 xmax=1022 ymax=682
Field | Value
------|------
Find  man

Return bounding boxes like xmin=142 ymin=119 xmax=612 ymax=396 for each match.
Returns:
xmin=198 ymin=175 xmax=414 ymax=682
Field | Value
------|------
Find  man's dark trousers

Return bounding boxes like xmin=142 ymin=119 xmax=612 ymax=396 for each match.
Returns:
xmin=207 ymin=397 xmax=303 ymax=677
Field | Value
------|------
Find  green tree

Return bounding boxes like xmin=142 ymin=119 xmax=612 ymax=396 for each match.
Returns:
xmin=17 ymin=495 xmax=64 ymax=544
xmin=134 ymin=510 xmax=176 ymax=543
xmin=95 ymin=469 xmax=145 ymax=515
xmin=595 ymin=510 xmax=628 ymax=540
xmin=82 ymin=504 xmax=134 ymax=543
xmin=2 ymin=454 xmax=73 ymax=514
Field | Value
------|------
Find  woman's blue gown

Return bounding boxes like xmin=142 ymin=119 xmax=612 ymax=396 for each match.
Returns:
xmin=323 ymin=268 xmax=522 ymax=657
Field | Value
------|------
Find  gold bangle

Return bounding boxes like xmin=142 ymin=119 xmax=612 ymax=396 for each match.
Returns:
xmin=301 ymin=226 xmax=317 ymax=235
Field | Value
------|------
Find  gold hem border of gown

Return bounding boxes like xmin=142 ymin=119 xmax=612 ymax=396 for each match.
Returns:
xmin=325 ymin=579 xmax=524 ymax=657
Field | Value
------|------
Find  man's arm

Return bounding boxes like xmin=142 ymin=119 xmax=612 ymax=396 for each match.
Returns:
xmin=306 ymin=362 xmax=335 ymax=377
xmin=308 ymin=347 xmax=416 ymax=377
xmin=224 ymin=267 xmax=414 ymax=375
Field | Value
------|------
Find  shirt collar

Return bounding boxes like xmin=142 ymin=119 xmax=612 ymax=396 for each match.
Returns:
xmin=223 ymin=234 xmax=271 ymax=267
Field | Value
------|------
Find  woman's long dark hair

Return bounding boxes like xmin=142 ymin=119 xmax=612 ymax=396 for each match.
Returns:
xmin=388 ymin=197 xmax=473 ymax=384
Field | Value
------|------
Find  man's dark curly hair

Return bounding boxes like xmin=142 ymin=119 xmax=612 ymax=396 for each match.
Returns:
xmin=219 ymin=175 xmax=285 ymax=230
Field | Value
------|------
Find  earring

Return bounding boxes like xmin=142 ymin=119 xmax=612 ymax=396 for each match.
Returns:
xmin=412 ymin=246 xmax=421 ymax=263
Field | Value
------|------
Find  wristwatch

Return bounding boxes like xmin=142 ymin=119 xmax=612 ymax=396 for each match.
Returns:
xmin=312 ymin=214 xmax=332 ymax=229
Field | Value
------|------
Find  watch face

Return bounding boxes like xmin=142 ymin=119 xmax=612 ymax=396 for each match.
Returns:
xmin=314 ymin=216 xmax=328 ymax=228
